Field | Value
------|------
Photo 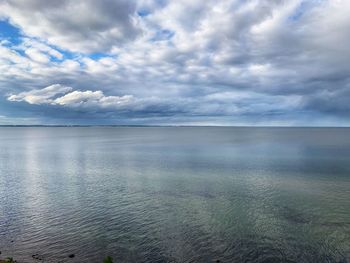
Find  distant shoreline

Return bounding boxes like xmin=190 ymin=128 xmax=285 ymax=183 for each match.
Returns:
xmin=0 ymin=125 xmax=350 ymax=128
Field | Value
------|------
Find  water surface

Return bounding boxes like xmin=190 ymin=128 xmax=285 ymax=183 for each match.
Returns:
xmin=0 ymin=127 xmax=349 ymax=262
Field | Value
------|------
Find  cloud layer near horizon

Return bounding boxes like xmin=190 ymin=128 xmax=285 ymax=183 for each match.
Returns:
xmin=0 ymin=0 xmax=349 ymax=125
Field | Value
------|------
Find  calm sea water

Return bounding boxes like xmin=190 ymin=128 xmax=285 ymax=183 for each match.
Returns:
xmin=0 ymin=127 xmax=349 ymax=263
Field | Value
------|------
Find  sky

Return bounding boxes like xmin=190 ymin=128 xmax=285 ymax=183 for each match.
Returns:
xmin=0 ymin=0 xmax=349 ymax=126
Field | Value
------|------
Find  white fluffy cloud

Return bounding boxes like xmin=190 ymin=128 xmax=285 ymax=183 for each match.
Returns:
xmin=8 ymin=84 xmax=73 ymax=104
xmin=54 ymin=90 xmax=134 ymax=109
xmin=8 ymin=85 xmax=135 ymax=110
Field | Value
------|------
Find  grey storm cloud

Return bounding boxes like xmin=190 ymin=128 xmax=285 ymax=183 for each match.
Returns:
xmin=0 ymin=0 xmax=350 ymax=125
xmin=0 ymin=0 xmax=140 ymax=53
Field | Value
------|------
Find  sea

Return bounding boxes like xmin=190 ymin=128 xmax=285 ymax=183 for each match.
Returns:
xmin=0 ymin=127 xmax=349 ymax=262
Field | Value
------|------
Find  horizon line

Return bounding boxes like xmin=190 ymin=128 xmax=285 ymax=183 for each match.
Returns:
xmin=0 ymin=125 xmax=350 ymax=128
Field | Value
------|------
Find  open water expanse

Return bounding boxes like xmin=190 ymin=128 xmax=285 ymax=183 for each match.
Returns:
xmin=0 ymin=127 xmax=349 ymax=262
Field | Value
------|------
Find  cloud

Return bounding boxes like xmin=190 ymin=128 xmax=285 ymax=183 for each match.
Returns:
xmin=24 ymin=48 xmax=50 ymax=63
xmin=0 ymin=0 xmax=141 ymax=53
xmin=1 ymin=0 xmax=350 ymax=125
xmin=22 ymin=38 xmax=63 ymax=60
xmin=54 ymin=90 xmax=134 ymax=109
xmin=8 ymin=84 xmax=73 ymax=104
xmin=302 ymin=84 xmax=350 ymax=115
xmin=8 ymin=84 xmax=135 ymax=110
xmin=7 ymin=84 xmax=304 ymax=122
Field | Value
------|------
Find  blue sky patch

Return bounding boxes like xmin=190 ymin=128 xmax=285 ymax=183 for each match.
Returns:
xmin=0 ymin=19 xmax=22 ymax=45
xmin=151 ymin=29 xmax=175 ymax=42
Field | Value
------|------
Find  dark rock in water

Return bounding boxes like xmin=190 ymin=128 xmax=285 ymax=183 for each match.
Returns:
xmin=215 ymin=260 xmax=221 ymax=263
xmin=103 ymin=256 xmax=114 ymax=263
xmin=68 ymin=254 xmax=75 ymax=258
xmin=32 ymin=254 xmax=43 ymax=260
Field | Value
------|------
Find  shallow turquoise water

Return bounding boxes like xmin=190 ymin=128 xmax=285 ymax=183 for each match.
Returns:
xmin=0 ymin=127 xmax=349 ymax=262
